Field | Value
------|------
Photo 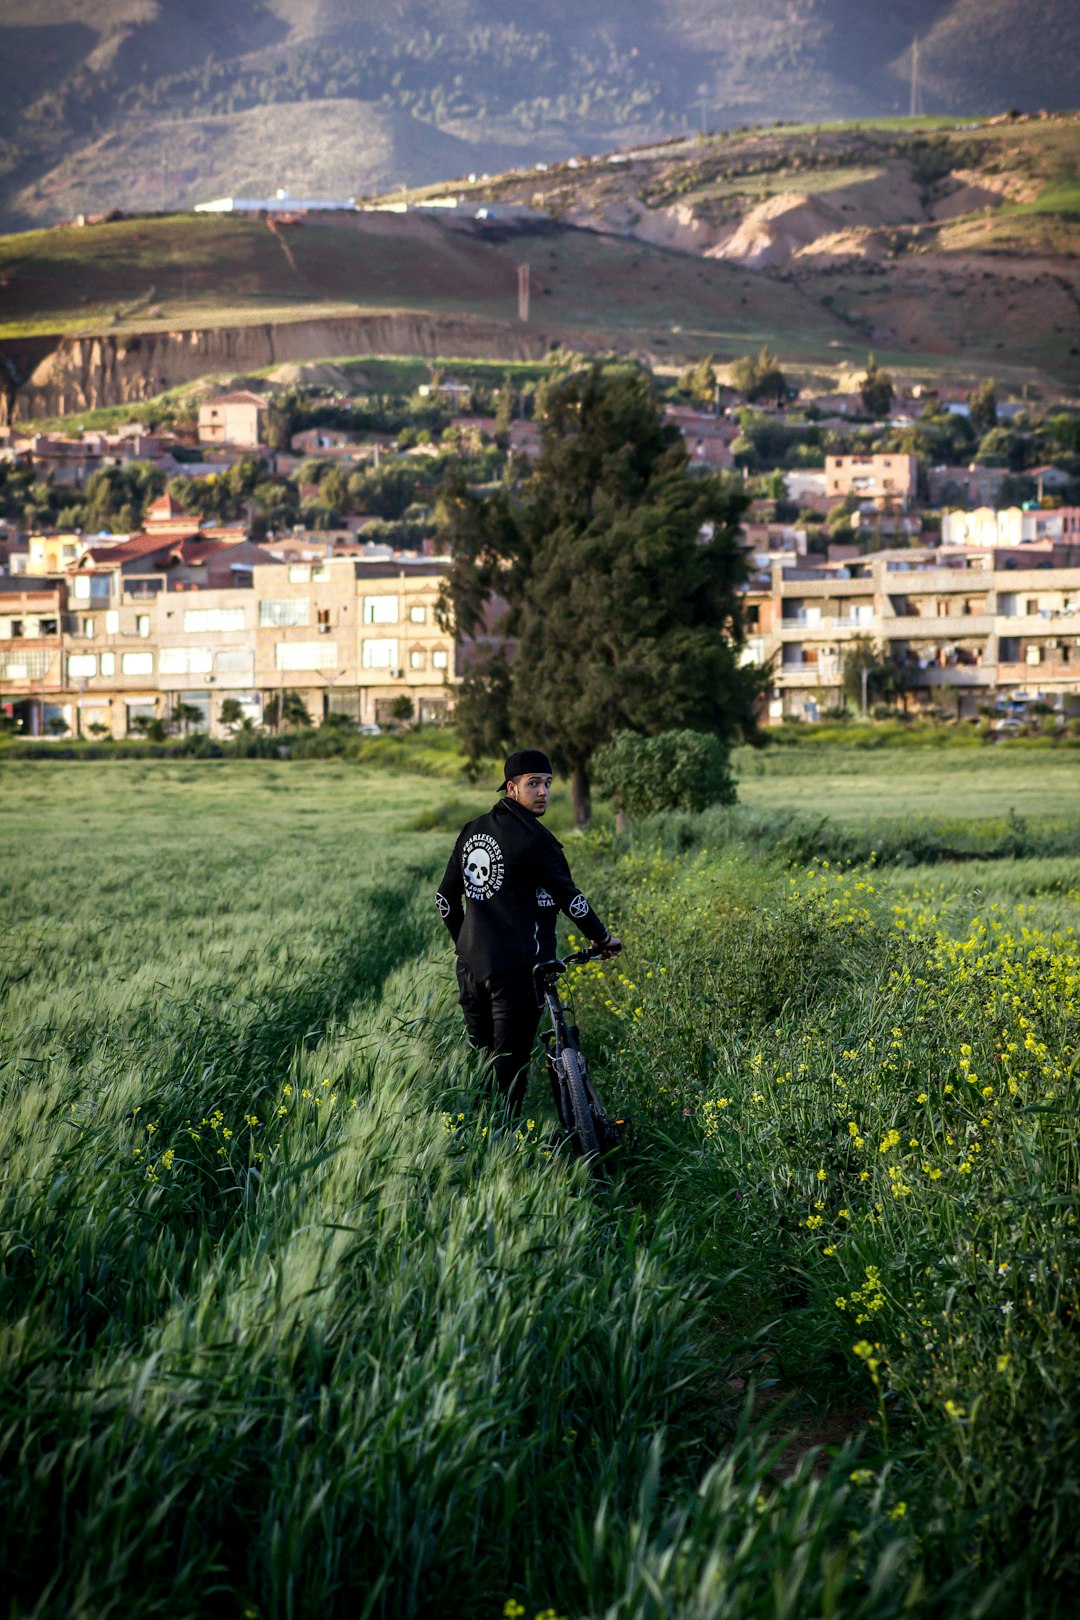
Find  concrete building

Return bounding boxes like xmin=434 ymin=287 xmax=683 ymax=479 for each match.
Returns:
xmin=198 ymin=393 xmax=267 ymax=450
xmin=825 ymin=454 xmax=919 ymax=509
xmin=0 ymin=550 xmax=456 ymax=739
xmin=941 ymin=506 xmax=1080 ymax=554
xmin=745 ymin=547 xmax=1080 ymax=721
xmin=0 ymin=578 xmax=65 ymax=735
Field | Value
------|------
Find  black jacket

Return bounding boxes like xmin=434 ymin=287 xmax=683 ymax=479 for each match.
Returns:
xmin=437 ymin=797 xmax=609 ymax=980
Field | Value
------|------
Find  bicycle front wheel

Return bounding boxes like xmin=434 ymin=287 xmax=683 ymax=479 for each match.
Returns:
xmin=560 ymin=1042 xmax=604 ymax=1173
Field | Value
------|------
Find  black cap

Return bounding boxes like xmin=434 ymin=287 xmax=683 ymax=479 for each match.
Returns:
xmin=501 ymin=748 xmax=553 ymax=789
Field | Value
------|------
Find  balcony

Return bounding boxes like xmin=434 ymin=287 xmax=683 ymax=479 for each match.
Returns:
xmin=911 ymin=665 xmax=995 ymax=688
xmin=773 ymin=666 xmax=842 ymax=689
xmin=881 ymin=613 xmax=995 ymax=639
xmin=997 ymin=660 xmax=1079 ymax=685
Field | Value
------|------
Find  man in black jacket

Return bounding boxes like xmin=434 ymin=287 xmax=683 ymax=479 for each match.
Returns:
xmin=436 ymin=748 xmax=621 ymax=1109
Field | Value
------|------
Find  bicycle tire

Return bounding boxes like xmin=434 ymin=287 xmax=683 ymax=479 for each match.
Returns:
xmin=560 ymin=1041 xmax=604 ymax=1172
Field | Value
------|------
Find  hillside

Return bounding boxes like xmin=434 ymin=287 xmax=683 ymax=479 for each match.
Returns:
xmin=3 ymin=110 xmax=1077 ymax=420
xmin=1 ymin=0 xmax=1079 ymax=231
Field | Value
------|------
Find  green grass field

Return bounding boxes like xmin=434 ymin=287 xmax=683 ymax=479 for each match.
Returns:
xmin=734 ymin=744 xmax=1080 ymax=821
xmin=1 ymin=754 xmax=1077 ymax=1618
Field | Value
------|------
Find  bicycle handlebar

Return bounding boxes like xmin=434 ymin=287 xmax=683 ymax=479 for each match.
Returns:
xmin=533 ymin=941 xmax=620 ymax=984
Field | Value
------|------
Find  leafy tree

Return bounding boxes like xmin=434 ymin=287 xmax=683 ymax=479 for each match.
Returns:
xmin=282 ymin=691 xmax=311 ymax=728
xmin=172 ymin=700 xmax=204 ymax=735
xmin=264 ymin=403 xmax=294 ymax=451
xmin=389 ymin=695 xmax=415 ymax=725
xmin=438 ymin=367 xmax=762 ymax=826
xmin=732 ymin=347 xmax=787 ymax=406
xmin=974 ymin=425 xmax=1026 ymax=470
xmin=677 ymin=354 xmax=717 ymax=409
xmin=593 ymin=729 xmax=736 ymax=819
xmin=859 ymin=354 xmax=895 ymax=418
xmin=493 ymin=374 xmax=514 ymax=445
xmin=219 ymin=697 xmax=245 ymax=731
xmin=1044 ymin=412 xmax=1080 ymax=455
xmin=969 ymin=379 xmax=998 ymax=436
xmin=842 ymin=635 xmax=907 ymax=712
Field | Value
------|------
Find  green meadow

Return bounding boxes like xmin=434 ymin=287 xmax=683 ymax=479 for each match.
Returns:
xmin=1 ymin=754 xmax=1077 ymax=1618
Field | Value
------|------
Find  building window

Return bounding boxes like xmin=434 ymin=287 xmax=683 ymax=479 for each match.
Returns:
xmin=215 ymin=648 xmax=251 ymax=673
xmin=363 ymin=596 xmax=398 ymax=624
xmin=316 ymin=607 xmax=331 ymax=631
xmin=73 ymin=576 xmax=91 ymax=601
xmin=101 ymin=652 xmax=115 ymax=676
xmin=1026 ymin=645 xmax=1042 ymax=665
xmin=160 ymin=647 xmax=213 ymax=675
xmin=409 ymin=605 xmax=426 ymax=624
xmin=288 ymin=565 xmax=311 ymax=582
xmin=136 ymin=614 xmax=150 ymax=638
xmin=362 ymin=638 xmax=399 ymax=669
xmin=275 ymin=641 xmax=338 ymax=671
xmin=121 ymin=651 xmax=154 ymax=675
xmin=431 ymin=648 xmax=449 ymax=671
xmin=106 ymin=611 xmax=119 ymax=634
xmin=260 ymin=599 xmax=309 ymax=628
xmin=409 ymin=649 xmax=426 ymax=670
xmin=82 ymin=617 xmax=95 ymax=638
xmin=67 ymin=654 xmax=97 ymax=678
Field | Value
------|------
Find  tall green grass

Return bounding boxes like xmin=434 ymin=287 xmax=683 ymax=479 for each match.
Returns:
xmin=2 ymin=762 xmax=1077 ymax=1617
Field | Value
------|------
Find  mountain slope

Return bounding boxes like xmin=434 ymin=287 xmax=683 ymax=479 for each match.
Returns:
xmin=1 ymin=0 xmax=1078 ymax=230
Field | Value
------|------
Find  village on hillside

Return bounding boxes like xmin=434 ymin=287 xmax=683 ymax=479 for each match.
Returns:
xmin=2 ymin=361 xmax=1079 ymax=740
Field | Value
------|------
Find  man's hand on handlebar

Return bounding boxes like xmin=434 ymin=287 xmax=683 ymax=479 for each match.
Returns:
xmin=596 ymin=933 xmax=622 ymax=960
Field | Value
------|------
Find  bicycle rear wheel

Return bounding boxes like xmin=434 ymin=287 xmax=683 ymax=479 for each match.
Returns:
xmin=560 ymin=1041 xmax=604 ymax=1175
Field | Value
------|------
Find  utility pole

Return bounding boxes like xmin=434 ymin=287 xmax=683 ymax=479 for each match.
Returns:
xmin=517 ymin=263 xmax=530 ymax=323
xmin=910 ymin=37 xmax=922 ymax=119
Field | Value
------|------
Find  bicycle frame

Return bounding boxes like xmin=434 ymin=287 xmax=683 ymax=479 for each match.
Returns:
xmin=532 ymin=946 xmax=620 ymax=1169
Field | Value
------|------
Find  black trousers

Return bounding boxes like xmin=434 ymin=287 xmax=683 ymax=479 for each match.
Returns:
xmin=456 ymin=961 xmax=540 ymax=1111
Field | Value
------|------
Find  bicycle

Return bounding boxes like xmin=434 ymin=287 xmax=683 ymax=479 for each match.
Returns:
xmin=533 ymin=945 xmax=624 ymax=1179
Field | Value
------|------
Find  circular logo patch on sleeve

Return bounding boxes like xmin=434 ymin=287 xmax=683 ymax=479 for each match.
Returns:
xmin=436 ymin=892 xmax=451 ymax=918
xmin=569 ymin=893 xmax=590 ymax=919
xmin=462 ymin=833 xmax=505 ymax=899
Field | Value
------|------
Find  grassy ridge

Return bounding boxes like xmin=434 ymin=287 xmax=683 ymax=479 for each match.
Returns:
xmin=1 ymin=760 xmax=1078 ymax=1616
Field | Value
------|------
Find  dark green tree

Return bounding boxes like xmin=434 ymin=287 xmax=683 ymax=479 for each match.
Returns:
xmin=677 ymin=354 xmax=718 ymax=408
xmin=493 ymin=374 xmax=514 ymax=445
xmin=732 ymin=347 xmax=787 ymax=406
xmin=438 ymin=367 xmax=762 ymax=826
xmin=842 ymin=635 xmax=907 ymax=713
xmin=282 ymin=691 xmax=312 ymax=728
xmin=171 ymin=700 xmax=205 ymax=735
xmin=969 ymin=379 xmax=998 ymax=436
xmin=859 ymin=354 xmax=895 ymax=418
xmin=219 ymin=697 xmax=245 ymax=731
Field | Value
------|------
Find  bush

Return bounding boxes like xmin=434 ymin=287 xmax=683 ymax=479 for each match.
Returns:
xmin=593 ymin=729 xmax=736 ymax=819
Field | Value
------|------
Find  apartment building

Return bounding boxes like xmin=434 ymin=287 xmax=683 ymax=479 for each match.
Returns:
xmin=0 ymin=578 xmax=65 ymax=735
xmin=0 ymin=553 xmax=456 ymax=738
xmin=747 ymin=548 xmax=1080 ymax=720
xmin=825 ymin=453 xmax=919 ymax=508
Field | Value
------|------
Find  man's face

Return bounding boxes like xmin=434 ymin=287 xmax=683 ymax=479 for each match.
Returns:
xmin=507 ymin=772 xmax=552 ymax=815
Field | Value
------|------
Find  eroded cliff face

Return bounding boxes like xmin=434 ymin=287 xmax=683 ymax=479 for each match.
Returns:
xmin=0 ymin=313 xmax=557 ymax=422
